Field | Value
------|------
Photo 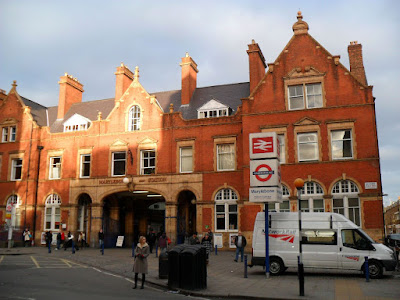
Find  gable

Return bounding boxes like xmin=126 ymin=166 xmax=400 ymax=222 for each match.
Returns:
xmin=198 ymin=99 xmax=229 ymax=111
xmin=63 ymin=113 xmax=91 ymax=126
xmin=294 ymin=117 xmax=320 ymax=126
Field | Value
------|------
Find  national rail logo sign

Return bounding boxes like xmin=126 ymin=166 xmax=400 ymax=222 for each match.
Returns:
xmin=249 ymin=132 xmax=280 ymax=160
xmin=250 ymin=159 xmax=281 ymax=187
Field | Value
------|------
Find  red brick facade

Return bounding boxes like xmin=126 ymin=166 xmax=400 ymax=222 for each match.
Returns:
xmin=0 ymin=13 xmax=384 ymax=248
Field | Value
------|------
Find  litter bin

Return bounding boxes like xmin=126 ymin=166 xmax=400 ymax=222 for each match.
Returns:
xmin=168 ymin=245 xmax=185 ymax=288
xmin=179 ymin=244 xmax=207 ymax=290
xmin=159 ymin=251 xmax=169 ymax=279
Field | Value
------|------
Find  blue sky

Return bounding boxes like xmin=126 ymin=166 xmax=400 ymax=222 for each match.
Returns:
xmin=1 ymin=0 xmax=399 ymax=205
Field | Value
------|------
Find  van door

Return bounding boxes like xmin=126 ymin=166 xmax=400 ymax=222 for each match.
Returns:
xmin=301 ymin=229 xmax=339 ymax=269
xmin=340 ymin=229 xmax=372 ymax=270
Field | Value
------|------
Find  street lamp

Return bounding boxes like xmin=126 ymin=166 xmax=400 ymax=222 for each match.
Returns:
xmin=123 ymin=176 xmax=135 ymax=192
xmin=294 ymin=178 xmax=305 ymax=297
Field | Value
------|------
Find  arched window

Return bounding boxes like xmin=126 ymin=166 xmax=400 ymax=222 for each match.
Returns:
xmin=44 ymin=194 xmax=61 ymax=230
xmin=128 ymin=105 xmax=141 ymax=131
xmin=268 ymin=185 xmax=290 ymax=212
xmin=300 ymin=181 xmax=324 ymax=212
xmin=332 ymin=180 xmax=360 ymax=225
xmin=7 ymin=194 xmax=21 ymax=228
xmin=215 ymin=188 xmax=238 ymax=231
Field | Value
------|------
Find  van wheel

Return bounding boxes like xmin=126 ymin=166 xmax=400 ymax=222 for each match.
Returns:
xmin=270 ymin=257 xmax=284 ymax=275
xmin=365 ymin=260 xmax=383 ymax=279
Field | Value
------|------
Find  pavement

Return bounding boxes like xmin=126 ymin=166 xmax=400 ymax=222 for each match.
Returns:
xmin=1 ymin=246 xmax=400 ymax=300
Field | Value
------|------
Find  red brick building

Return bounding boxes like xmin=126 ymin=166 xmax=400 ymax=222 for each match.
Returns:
xmin=0 ymin=13 xmax=384 ymax=248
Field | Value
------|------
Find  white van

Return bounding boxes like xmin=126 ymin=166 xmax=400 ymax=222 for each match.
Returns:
xmin=251 ymin=212 xmax=396 ymax=278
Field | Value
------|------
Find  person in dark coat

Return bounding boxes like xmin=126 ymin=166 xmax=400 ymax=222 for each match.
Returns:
xmin=45 ymin=231 xmax=52 ymax=253
xmin=201 ymin=233 xmax=212 ymax=262
xmin=234 ymin=231 xmax=247 ymax=262
xmin=147 ymin=229 xmax=156 ymax=253
xmin=56 ymin=230 xmax=62 ymax=250
xmin=98 ymin=229 xmax=104 ymax=251
xmin=189 ymin=232 xmax=200 ymax=245
xmin=158 ymin=232 xmax=168 ymax=253
xmin=132 ymin=236 xmax=150 ymax=289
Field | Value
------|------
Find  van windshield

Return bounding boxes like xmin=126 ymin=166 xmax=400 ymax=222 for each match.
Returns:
xmin=358 ymin=229 xmax=376 ymax=243
xmin=341 ymin=229 xmax=374 ymax=249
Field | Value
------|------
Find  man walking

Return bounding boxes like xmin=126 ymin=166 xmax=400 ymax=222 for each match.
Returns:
xmin=234 ymin=231 xmax=247 ymax=262
xmin=98 ymin=229 xmax=104 ymax=252
xmin=45 ymin=231 xmax=52 ymax=253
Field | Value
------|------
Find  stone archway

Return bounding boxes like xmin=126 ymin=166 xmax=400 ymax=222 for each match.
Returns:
xmin=177 ymin=190 xmax=196 ymax=244
xmin=101 ymin=190 xmax=166 ymax=248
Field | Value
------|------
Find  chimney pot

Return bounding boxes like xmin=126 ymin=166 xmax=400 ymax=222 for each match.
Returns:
xmin=114 ymin=63 xmax=134 ymax=102
xmin=348 ymin=42 xmax=367 ymax=86
xmin=57 ymin=73 xmax=84 ymax=119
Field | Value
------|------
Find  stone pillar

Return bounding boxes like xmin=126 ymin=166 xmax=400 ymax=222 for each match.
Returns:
xmin=165 ymin=203 xmax=178 ymax=244
xmin=68 ymin=205 xmax=79 ymax=236
xmin=90 ymin=204 xmax=103 ymax=248
xmin=125 ymin=209 xmax=134 ymax=246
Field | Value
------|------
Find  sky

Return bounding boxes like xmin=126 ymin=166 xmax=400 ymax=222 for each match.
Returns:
xmin=1 ymin=0 xmax=399 ymax=206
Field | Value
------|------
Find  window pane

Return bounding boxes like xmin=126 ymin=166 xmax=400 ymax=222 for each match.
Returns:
xmin=216 ymin=205 xmax=225 ymax=213
xmin=229 ymin=213 xmax=238 ymax=230
xmin=217 ymin=144 xmax=235 ymax=170
xmin=113 ymin=161 xmax=125 ymax=175
xmin=10 ymin=127 xmax=16 ymax=141
xmin=306 ymin=83 xmax=322 ymax=108
xmin=298 ymin=133 xmax=318 ymax=161
xmin=333 ymin=198 xmax=344 ymax=208
xmin=216 ymin=214 xmax=225 ymax=230
xmin=300 ymin=200 xmax=309 ymax=212
xmin=332 ymin=130 xmax=353 ymax=159
xmin=348 ymin=198 xmax=359 ymax=207
xmin=228 ymin=205 xmax=237 ymax=212
xmin=289 ymin=85 xmax=304 ymax=110
xmin=313 ymin=199 xmax=324 ymax=212
xmin=280 ymin=200 xmax=290 ymax=212
xmin=278 ymin=134 xmax=285 ymax=164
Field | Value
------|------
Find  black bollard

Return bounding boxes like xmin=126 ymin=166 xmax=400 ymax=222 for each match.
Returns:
xmin=215 ymin=245 xmax=218 ymax=255
xmin=364 ymin=256 xmax=370 ymax=282
xmin=298 ymin=256 xmax=304 ymax=296
xmin=72 ymin=240 xmax=75 ymax=254
xmin=244 ymin=255 xmax=248 ymax=278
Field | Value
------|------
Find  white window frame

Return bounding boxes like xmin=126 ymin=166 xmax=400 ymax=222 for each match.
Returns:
xmin=11 ymin=158 xmax=23 ymax=181
xmin=140 ymin=149 xmax=156 ymax=175
xmin=331 ymin=129 xmax=353 ymax=160
xmin=44 ymin=194 xmax=61 ymax=231
xmin=49 ymin=156 xmax=62 ymax=180
xmin=217 ymin=143 xmax=235 ymax=171
xmin=7 ymin=195 xmax=21 ymax=228
xmin=2 ymin=127 xmax=8 ymax=142
xmin=112 ymin=151 xmax=126 ymax=177
xmin=297 ymin=132 xmax=318 ymax=162
xmin=180 ymin=147 xmax=193 ymax=173
xmin=269 ymin=185 xmax=290 ymax=212
xmin=129 ymin=105 xmax=141 ymax=131
xmin=80 ymin=154 xmax=91 ymax=178
xmin=300 ymin=181 xmax=324 ymax=212
xmin=198 ymin=108 xmax=228 ymax=119
xmin=288 ymin=83 xmax=323 ymax=110
xmin=332 ymin=180 xmax=360 ymax=225
xmin=278 ymin=134 xmax=286 ymax=164
xmin=215 ymin=188 xmax=238 ymax=232
xmin=10 ymin=126 xmax=16 ymax=142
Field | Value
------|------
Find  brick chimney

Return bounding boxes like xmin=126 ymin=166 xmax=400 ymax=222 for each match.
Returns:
xmin=115 ymin=62 xmax=134 ymax=102
xmin=247 ymin=40 xmax=266 ymax=92
xmin=348 ymin=41 xmax=368 ymax=86
xmin=180 ymin=53 xmax=198 ymax=106
xmin=57 ymin=73 xmax=84 ymax=119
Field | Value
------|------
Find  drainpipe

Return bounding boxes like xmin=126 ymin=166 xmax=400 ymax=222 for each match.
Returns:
xmin=32 ymin=145 xmax=44 ymax=245
xmin=24 ymin=119 xmax=34 ymax=228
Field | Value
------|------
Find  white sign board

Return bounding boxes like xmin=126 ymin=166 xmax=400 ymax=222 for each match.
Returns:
xmin=213 ymin=233 xmax=223 ymax=248
xmin=249 ymin=186 xmax=282 ymax=203
xmin=116 ymin=236 xmax=124 ymax=247
xmin=250 ymin=159 xmax=281 ymax=187
xmin=249 ymin=132 xmax=280 ymax=160
xmin=365 ymin=182 xmax=377 ymax=189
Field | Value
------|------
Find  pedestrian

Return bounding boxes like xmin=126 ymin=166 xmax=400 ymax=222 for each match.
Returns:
xmin=147 ymin=228 xmax=156 ymax=253
xmin=45 ymin=231 xmax=52 ymax=253
xmin=132 ymin=236 xmax=149 ymax=289
xmin=23 ymin=228 xmax=31 ymax=247
xmin=234 ymin=231 xmax=247 ymax=262
xmin=78 ymin=232 xmax=85 ymax=249
xmin=61 ymin=230 xmax=65 ymax=247
xmin=56 ymin=230 xmax=62 ymax=250
xmin=207 ymin=228 xmax=214 ymax=249
xmin=64 ymin=231 xmax=72 ymax=250
xmin=98 ymin=228 xmax=104 ymax=251
xmin=158 ymin=232 xmax=169 ymax=253
xmin=189 ymin=232 xmax=200 ymax=245
xmin=81 ymin=232 xmax=86 ymax=249
xmin=201 ymin=233 xmax=212 ymax=263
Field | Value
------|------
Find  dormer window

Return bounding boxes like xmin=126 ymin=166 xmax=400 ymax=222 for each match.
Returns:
xmin=197 ymin=99 xmax=230 ymax=119
xmin=63 ymin=114 xmax=91 ymax=132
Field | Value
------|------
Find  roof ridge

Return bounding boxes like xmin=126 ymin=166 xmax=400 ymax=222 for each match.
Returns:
xmin=20 ymin=96 xmax=48 ymax=109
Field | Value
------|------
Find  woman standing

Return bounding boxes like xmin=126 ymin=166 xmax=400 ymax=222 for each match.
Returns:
xmin=133 ymin=236 xmax=149 ymax=289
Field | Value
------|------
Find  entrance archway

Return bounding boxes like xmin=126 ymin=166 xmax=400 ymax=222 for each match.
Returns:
xmin=177 ymin=190 xmax=196 ymax=244
xmin=77 ymin=193 xmax=92 ymax=245
xmin=102 ymin=190 xmax=165 ymax=248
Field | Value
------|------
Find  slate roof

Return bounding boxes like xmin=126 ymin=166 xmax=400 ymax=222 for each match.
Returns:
xmin=19 ymin=81 xmax=250 ymax=132
xmin=21 ymin=97 xmax=48 ymax=127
